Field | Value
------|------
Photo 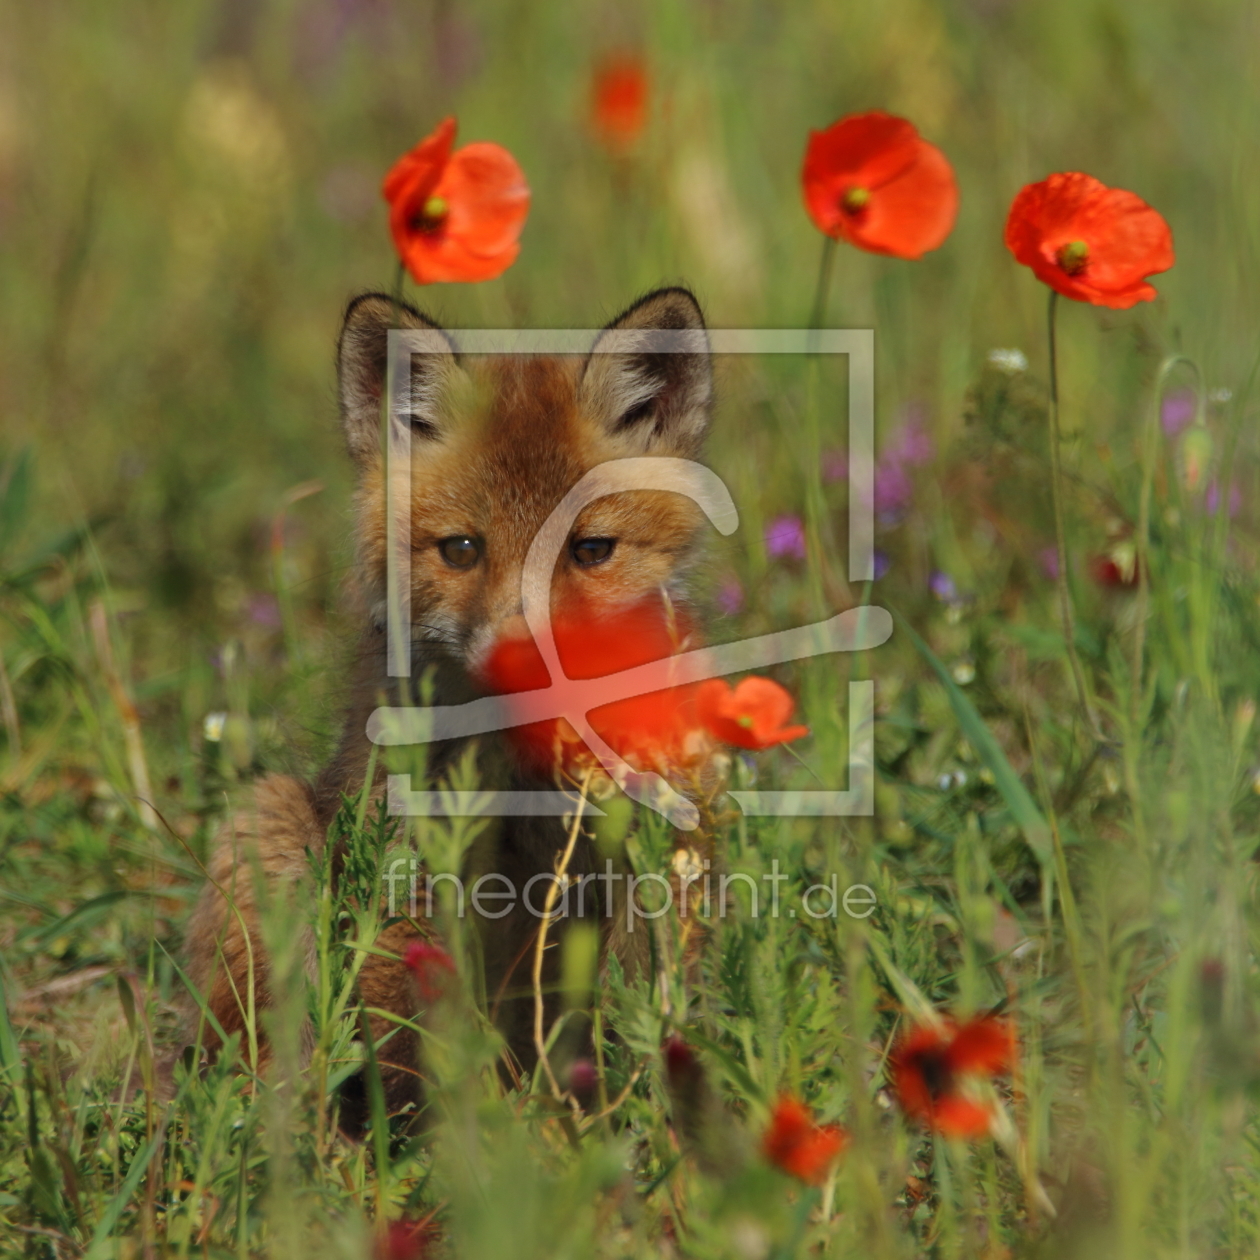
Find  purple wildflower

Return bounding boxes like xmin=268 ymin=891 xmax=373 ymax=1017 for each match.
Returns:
xmin=1161 ymin=388 xmax=1196 ymax=437
xmin=1205 ymin=480 xmax=1242 ymax=518
xmin=873 ymin=550 xmax=890 ymax=580
xmin=929 ymin=570 xmax=957 ymax=602
xmin=823 ymin=408 xmax=934 ymax=515
xmin=765 ymin=515 xmax=807 ymax=561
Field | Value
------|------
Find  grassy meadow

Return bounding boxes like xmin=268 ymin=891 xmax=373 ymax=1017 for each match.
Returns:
xmin=3 ymin=0 xmax=1260 ymax=1255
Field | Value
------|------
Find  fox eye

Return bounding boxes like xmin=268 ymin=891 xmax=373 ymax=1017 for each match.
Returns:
xmin=438 ymin=536 xmax=482 ymax=569
xmin=571 ymin=537 xmax=615 ymax=567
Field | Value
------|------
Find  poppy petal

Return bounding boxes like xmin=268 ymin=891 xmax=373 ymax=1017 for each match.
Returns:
xmin=802 ymin=112 xmax=956 ymax=258
xmin=696 ymin=676 xmax=808 ymax=749
xmin=382 ymin=116 xmax=456 ymax=204
xmin=931 ymin=1094 xmax=995 ymax=1139
xmin=484 ymin=600 xmax=705 ymax=773
xmin=437 ymin=143 xmax=532 ymax=258
xmin=889 ymin=1024 xmax=949 ymax=1118
xmin=845 ymin=140 xmax=959 ymax=259
xmin=945 ymin=1017 xmax=1013 ymax=1076
xmin=803 ymin=113 xmax=920 ymax=195
xmin=1005 ymin=172 xmax=1173 ymax=308
xmin=382 ymin=120 xmax=529 ymax=285
xmin=592 ymin=55 xmax=649 ymax=149
xmin=763 ymin=1095 xmax=847 ymax=1185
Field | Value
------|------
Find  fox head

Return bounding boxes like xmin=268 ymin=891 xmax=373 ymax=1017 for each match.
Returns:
xmin=336 ymin=287 xmax=714 ymax=678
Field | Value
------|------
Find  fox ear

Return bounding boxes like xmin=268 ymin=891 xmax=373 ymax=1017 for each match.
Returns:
xmin=337 ymin=293 xmax=460 ymax=465
xmin=581 ymin=288 xmax=712 ymax=456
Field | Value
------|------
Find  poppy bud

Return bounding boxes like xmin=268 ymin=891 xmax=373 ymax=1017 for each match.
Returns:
xmin=1180 ymin=425 xmax=1213 ymax=493
xmin=663 ymin=1034 xmax=703 ymax=1094
xmin=567 ymin=1058 xmax=599 ymax=1104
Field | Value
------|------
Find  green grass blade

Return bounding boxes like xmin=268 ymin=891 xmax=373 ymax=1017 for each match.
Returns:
xmin=894 ymin=609 xmax=1052 ymax=866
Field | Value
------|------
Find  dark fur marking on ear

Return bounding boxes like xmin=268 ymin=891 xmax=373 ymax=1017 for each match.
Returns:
xmin=336 ymin=292 xmax=457 ymax=464
xmin=582 ymin=286 xmax=712 ymax=456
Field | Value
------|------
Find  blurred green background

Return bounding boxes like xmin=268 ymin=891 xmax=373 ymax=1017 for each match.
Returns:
xmin=4 ymin=0 xmax=1256 ymax=701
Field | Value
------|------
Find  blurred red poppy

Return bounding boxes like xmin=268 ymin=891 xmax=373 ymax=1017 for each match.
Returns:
xmin=482 ymin=599 xmax=706 ymax=775
xmin=1089 ymin=552 xmax=1140 ymax=590
xmin=801 ymin=111 xmax=958 ymax=259
xmin=1005 ymin=172 xmax=1174 ymax=309
xmin=696 ymin=676 xmax=808 ymax=750
xmin=890 ymin=1016 xmax=1013 ymax=1138
xmin=376 ymin=1218 xmax=438 ymax=1260
xmin=382 ymin=117 xmax=530 ymax=285
xmin=663 ymin=1034 xmax=704 ymax=1094
xmin=592 ymin=54 xmax=649 ymax=152
xmin=403 ymin=940 xmax=456 ymax=1002
xmin=763 ymin=1095 xmax=847 ymax=1185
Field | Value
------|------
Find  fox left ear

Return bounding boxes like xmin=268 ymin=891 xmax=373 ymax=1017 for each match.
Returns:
xmin=581 ymin=288 xmax=712 ymax=456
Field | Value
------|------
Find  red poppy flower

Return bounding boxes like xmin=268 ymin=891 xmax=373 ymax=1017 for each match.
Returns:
xmin=482 ymin=599 xmax=707 ymax=775
xmin=382 ymin=117 xmax=530 ymax=285
xmin=376 ymin=1218 xmax=438 ymax=1260
xmin=592 ymin=54 xmax=649 ymax=152
xmin=763 ymin=1095 xmax=848 ymax=1185
xmin=1004 ymin=172 xmax=1174 ymax=309
xmin=890 ymin=1016 xmax=1013 ymax=1138
xmin=1089 ymin=551 xmax=1140 ymax=590
xmin=403 ymin=940 xmax=456 ymax=1002
xmin=696 ymin=677 xmax=808 ymax=750
xmin=663 ymin=1034 xmax=703 ymax=1094
xmin=801 ymin=111 xmax=958 ymax=259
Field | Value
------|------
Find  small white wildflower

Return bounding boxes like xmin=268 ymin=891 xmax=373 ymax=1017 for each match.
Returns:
xmin=671 ymin=846 xmax=704 ymax=882
xmin=987 ymin=348 xmax=1028 ymax=374
xmin=203 ymin=711 xmax=227 ymax=742
xmin=952 ymin=769 xmax=968 ymax=788
xmin=1209 ymin=387 xmax=1233 ymax=404
xmin=937 ymin=773 xmax=953 ymax=791
xmin=952 ymin=660 xmax=976 ymax=685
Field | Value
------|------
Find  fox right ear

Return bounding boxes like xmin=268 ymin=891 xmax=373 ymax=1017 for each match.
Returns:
xmin=581 ymin=287 xmax=713 ymax=458
xmin=336 ymin=293 xmax=459 ymax=465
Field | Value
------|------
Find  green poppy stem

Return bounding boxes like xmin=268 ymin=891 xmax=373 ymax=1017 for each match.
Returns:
xmin=1045 ymin=290 xmax=1105 ymax=743
xmin=802 ymin=234 xmax=837 ymax=616
xmin=808 ymin=235 xmax=837 ymax=338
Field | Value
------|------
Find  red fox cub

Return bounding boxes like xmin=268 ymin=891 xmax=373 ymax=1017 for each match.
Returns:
xmin=184 ymin=287 xmax=714 ymax=1114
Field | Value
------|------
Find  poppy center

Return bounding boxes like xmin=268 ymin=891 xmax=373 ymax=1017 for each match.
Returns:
xmin=915 ymin=1049 xmax=953 ymax=1100
xmin=1057 ymin=239 xmax=1090 ymax=275
xmin=737 ymin=714 xmax=754 ymax=728
xmin=842 ymin=186 xmax=871 ymax=214
xmin=410 ymin=195 xmax=449 ymax=234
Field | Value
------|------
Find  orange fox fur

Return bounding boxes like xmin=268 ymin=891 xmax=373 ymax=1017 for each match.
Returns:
xmin=183 ymin=288 xmax=715 ymax=1116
